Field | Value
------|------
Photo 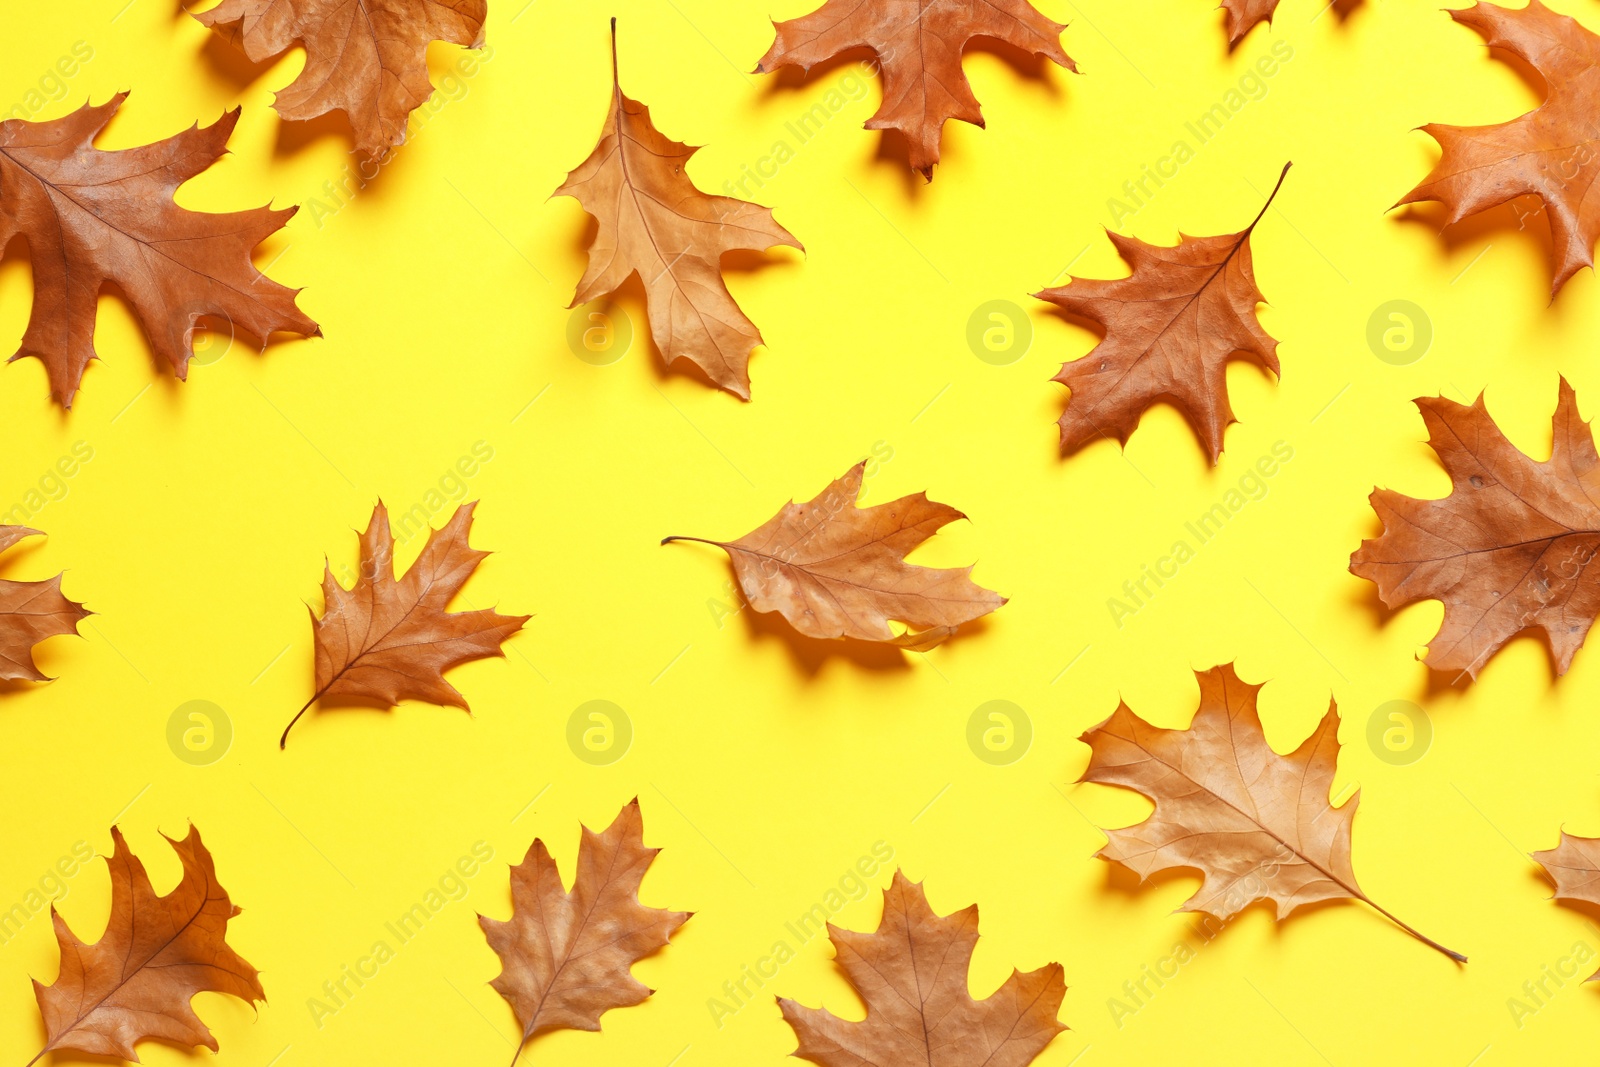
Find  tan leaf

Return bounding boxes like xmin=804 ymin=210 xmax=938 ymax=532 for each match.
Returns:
xmin=0 ymin=525 xmax=88 ymax=683
xmin=194 ymin=0 xmax=487 ymax=156
xmin=662 ymin=461 xmax=1004 ymax=649
xmin=1350 ymin=379 xmax=1600 ymax=680
xmin=558 ymin=20 xmax=802 ymax=399
xmin=1078 ymin=663 xmax=1465 ymax=961
xmin=1036 ymin=163 xmax=1287 ymax=464
xmin=281 ymin=501 xmax=528 ymax=747
xmin=0 ymin=95 xmax=318 ymax=408
xmin=26 ymin=826 xmax=264 ymax=1066
xmin=479 ymin=800 xmax=689 ymax=1064
xmin=756 ymin=0 xmax=1076 ymax=179
xmin=1399 ymin=1 xmax=1600 ymax=295
xmin=778 ymin=870 xmax=1067 ymax=1067
xmin=1532 ymin=831 xmax=1600 ymax=979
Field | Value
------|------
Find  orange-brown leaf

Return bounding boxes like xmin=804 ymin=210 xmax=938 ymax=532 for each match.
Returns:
xmin=0 ymin=94 xmax=318 ymax=408
xmin=1350 ymin=379 xmax=1600 ymax=680
xmin=1532 ymin=832 xmax=1600 ymax=979
xmin=1078 ymin=663 xmax=1464 ymax=961
xmin=1221 ymin=0 xmax=1281 ymax=46
xmin=756 ymin=0 xmax=1076 ymax=179
xmin=558 ymin=23 xmax=802 ymax=400
xmin=283 ymin=501 xmax=528 ymax=746
xmin=0 ymin=525 xmax=88 ymax=683
xmin=778 ymin=870 xmax=1067 ymax=1067
xmin=194 ymin=0 xmax=487 ymax=156
xmin=27 ymin=826 xmax=264 ymax=1065
xmin=1036 ymin=164 xmax=1287 ymax=464
xmin=478 ymin=800 xmax=689 ymax=1063
xmin=1400 ymin=1 xmax=1600 ymax=295
xmin=663 ymin=461 xmax=1004 ymax=649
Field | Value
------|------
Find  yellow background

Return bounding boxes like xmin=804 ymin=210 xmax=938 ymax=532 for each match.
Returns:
xmin=4 ymin=0 xmax=1600 ymax=1063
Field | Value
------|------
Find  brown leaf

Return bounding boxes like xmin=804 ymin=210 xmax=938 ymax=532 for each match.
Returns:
xmin=0 ymin=94 xmax=318 ymax=409
xmin=1036 ymin=163 xmax=1288 ymax=464
xmin=0 ymin=525 xmax=88 ymax=683
xmin=778 ymin=870 xmax=1067 ymax=1067
xmin=558 ymin=20 xmax=802 ymax=400
xmin=1221 ymin=0 xmax=1281 ymax=46
xmin=479 ymin=800 xmax=689 ymax=1065
xmin=1350 ymin=379 xmax=1600 ymax=680
xmin=281 ymin=501 xmax=528 ymax=747
xmin=756 ymin=0 xmax=1076 ymax=180
xmin=1078 ymin=663 xmax=1465 ymax=961
xmin=194 ymin=0 xmax=487 ymax=156
xmin=26 ymin=826 xmax=264 ymax=1066
xmin=662 ymin=461 xmax=1004 ymax=650
xmin=1533 ymin=832 xmax=1600 ymax=978
xmin=1400 ymin=1 xmax=1600 ymax=295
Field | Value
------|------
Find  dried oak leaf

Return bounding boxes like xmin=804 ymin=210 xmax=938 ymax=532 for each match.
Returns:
xmin=1400 ymin=1 xmax=1600 ymax=296
xmin=0 ymin=94 xmax=317 ymax=409
xmin=0 ymin=525 xmax=88 ymax=683
xmin=1036 ymin=163 xmax=1288 ymax=464
xmin=26 ymin=826 xmax=263 ymax=1066
xmin=479 ymin=800 xmax=689 ymax=1065
xmin=1221 ymin=0 xmax=1280 ymax=46
xmin=778 ymin=870 xmax=1067 ymax=1067
xmin=662 ymin=461 xmax=1004 ymax=650
xmin=1350 ymin=379 xmax=1600 ymax=680
xmin=1078 ymin=663 xmax=1464 ymax=961
xmin=1533 ymin=832 xmax=1600 ymax=978
xmin=756 ymin=0 xmax=1076 ymax=180
xmin=558 ymin=22 xmax=802 ymax=400
xmin=281 ymin=501 xmax=528 ymax=747
xmin=194 ymin=0 xmax=486 ymax=156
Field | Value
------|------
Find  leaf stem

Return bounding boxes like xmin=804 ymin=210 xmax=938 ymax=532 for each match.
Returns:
xmin=280 ymin=687 xmax=326 ymax=749
xmin=660 ymin=536 xmax=726 ymax=548
xmin=1361 ymin=894 xmax=1466 ymax=963
xmin=24 ymin=1047 xmax=47 ymax=1067
xmin=609 ymin=16 xmax=619 ymax=82
xmin=1244 ymin=160 xmax=1293 ymax=235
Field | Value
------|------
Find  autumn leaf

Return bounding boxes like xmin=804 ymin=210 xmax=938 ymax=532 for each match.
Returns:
xmin=281 ymin=501 xmax=528 ymax=747
xmin=1532 ymin=832 xmax=1600 ymax=979
xmin=0 ymin=94 xmax=318 ymax=409
xmin=479 ymin=800 xmax=689 ymax=1065
xmin=25 ymin=826 xmax=264 ymax=1066
xmin=778 ymin=870 xmax=1067 ymax=1067
xmin=0 ymin=525 xmax=88 ymax=683
xmin=1399 ymin=1 xmax=1600 ymax=296
xmin=1350 ymin=379 xmax=1600 ymax=680
xmin=558 ymin=19 xmax=802 ymax=400
xmin=1077 ymin=663 xmax=1465 ymax=961
xmin=1036 ymin=163 xmax=1288 ymax=464
xmin=756 ymin=0 xmax=1076 ymax=180
xmin=193 ymin=0 xmax=487 ymax=156
xmin=662 ymin=461 xmax=1004 ymax=650
xmin=1221 ymin=0 xmax=1281 ymax=46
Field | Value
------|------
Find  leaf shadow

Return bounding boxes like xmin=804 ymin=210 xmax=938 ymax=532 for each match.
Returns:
xmin=185 ymin=22 xmax=280 ymax=91
xmin=734 ymin=602 xmax=915 ymax=677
